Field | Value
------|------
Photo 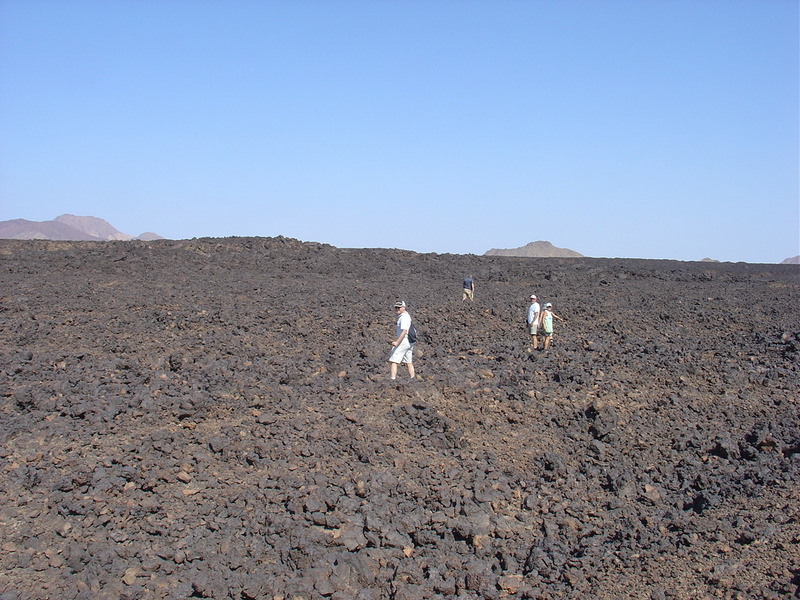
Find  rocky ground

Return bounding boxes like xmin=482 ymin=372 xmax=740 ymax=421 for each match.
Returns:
xmin=1 ymin=237 xmax=798 ymax=600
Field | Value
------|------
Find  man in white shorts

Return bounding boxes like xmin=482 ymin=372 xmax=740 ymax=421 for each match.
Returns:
xmin=527 ymin=294 xmax=541 ymax=349
xmin=389 ymin=300 xmax=415 ymax=380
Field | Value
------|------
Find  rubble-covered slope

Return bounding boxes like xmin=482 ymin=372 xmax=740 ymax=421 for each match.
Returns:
xmin=1 ymin=237 xmax=798 ymax=600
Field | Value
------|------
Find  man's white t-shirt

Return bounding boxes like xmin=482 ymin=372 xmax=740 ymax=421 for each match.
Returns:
xmin=527 ymin=302 xmax=540 ymax=325
xmin=396 ymin=311 xmax=412 ymax=338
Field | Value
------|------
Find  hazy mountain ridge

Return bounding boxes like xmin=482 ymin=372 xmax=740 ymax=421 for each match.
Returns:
xmin=485 ymin=240 xmax=798 ymax=264
xmin=1 ymin=216 xmax=795 ymax=263
xmin=0 ymin=215 xmax=162 ymax=241
xmin=485 ymin=240 xmax=584 ymax=258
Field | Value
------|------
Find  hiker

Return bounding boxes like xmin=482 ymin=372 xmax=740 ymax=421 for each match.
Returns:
xmin=538 ymin=302 xmax=564 ymax=350
xmin=389 ymin=300 xmax=415 ymax=380
xmin=526 ymin=294 xmax=541 ymax=349
xmin=462 ymin=275 xmax=475 ymax=301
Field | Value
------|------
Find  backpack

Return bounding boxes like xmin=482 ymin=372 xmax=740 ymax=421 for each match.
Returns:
xmin=407 ymin=322 xmax=418 ymax=343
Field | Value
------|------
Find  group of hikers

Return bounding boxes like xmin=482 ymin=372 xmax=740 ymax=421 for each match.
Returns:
xmin=388 ymin=277 xmax=564 ymax=380
xmin=525 ymin=293 xmax=563 ymax=351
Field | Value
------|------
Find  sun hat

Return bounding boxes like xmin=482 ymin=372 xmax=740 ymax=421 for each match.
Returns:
xmin=394 ymin=301 xmax=406 ymax=308
xmin=530 ymin=294 xmax=537 ymax=299
xmin=545 ymin=302 xmax=552 ymax=308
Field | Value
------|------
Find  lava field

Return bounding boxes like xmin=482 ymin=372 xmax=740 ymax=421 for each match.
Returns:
xmin=1 ymin=237 xmax=798 ymax=600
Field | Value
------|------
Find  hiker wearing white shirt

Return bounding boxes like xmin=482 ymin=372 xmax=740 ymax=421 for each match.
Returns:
xmin=388 ymin=300 xmax=415 ymax=380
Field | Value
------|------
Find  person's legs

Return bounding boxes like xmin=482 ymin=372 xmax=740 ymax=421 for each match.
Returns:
xmin=407 ymin=362 xmax=415 ymax=378
xmin=390 ymin=343 xmax=413 ymax=380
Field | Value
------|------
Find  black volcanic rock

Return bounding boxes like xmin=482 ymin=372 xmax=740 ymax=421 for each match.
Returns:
xmin=0 ymin=237 xmax=798 ymax=600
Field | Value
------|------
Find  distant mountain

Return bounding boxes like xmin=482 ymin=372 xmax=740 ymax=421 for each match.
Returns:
xmin=782 ymin=256 xmax=800 ymax=265
xmin=53 ymin=214 xmax=134 ymax=240
xmin=485 ymin=240 xmax=584 ymax=258
xmin=0 ymin=215 xmax=163 ymax=241
xmin=0 ymin=219 xmax=100 ymax=241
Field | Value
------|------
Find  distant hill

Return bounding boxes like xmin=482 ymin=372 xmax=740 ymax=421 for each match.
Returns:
xmin=485 ymin=240 xmax=584 ymax=258
xmin=781 ymin=256 xmax=800 ymax=265
xmin=0 ymin=215 xmax=163 ymax=241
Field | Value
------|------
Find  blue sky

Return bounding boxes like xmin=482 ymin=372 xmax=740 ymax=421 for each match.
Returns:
xmin=1 ymin=0 xmax=798 ymax=262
